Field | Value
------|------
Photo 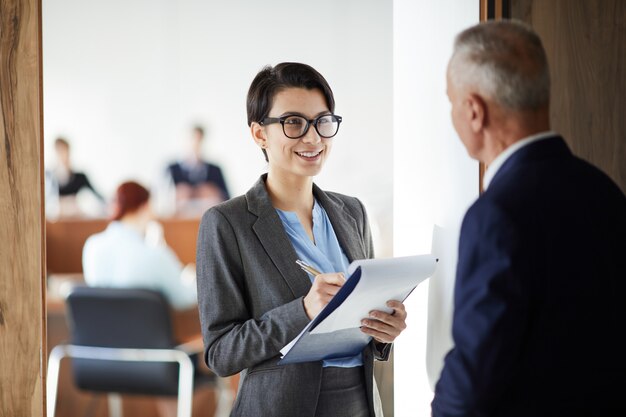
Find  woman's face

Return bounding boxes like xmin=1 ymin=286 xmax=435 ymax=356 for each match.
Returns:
xmin=254 ymin=87 xmax=334 ymax=180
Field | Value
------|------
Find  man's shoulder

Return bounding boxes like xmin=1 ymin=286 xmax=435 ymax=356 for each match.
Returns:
xmin=570 ymin=156 xmax=625 ymax=197
xmin=469 ymin=151 xmax=625 ymax=236
xmin=489 ymin=148 xmax=623 ymax=205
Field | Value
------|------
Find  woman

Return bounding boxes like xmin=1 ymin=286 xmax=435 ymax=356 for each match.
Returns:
xmin=47 ymin=137 xmax=105 ymax=217
xmin=83 ymin=181 xmax=197 ymax=310
xmin=196 ymin=63 xmax=407 ymax=417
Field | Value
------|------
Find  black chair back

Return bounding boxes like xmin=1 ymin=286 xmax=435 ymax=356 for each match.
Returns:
xmin=66 ymin=287 xmax=180 ymax=395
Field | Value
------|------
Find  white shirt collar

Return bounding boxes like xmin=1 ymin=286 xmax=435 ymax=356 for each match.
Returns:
xmin=483 ymin=131 xmax=557 ymax=190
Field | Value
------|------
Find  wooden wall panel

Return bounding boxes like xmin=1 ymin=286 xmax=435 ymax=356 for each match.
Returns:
xmin=511 ymin=0 xmax=626 ymax=193
xmin=0 ymin=0 xmax=45 ymax=416
xmin=479 ymin=0 xmax=506 ymax=193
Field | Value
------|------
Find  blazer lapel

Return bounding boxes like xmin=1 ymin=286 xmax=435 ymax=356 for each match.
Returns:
xmin=246 ymin=175 xmax=312 ymax=298
xmin=490 ymin=136 xmax=570 ymax=188
xmin=313 ymin=184 xmax=366 ymax=263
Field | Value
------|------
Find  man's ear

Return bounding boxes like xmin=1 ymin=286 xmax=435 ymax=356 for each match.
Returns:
xmin=250 ymin=122 xmax=267 ymax=149
xmin=467 ymin=93 xmax=487 ymax=133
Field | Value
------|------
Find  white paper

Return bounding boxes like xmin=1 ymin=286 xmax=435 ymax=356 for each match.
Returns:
xmin=280 ymin=319 xmax=314 ymax=356
xmin=310 ymin=254 xmax=437 ymax=334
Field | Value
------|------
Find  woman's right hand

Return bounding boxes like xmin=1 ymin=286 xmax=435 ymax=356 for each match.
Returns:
xmin=303 ymin=273 xmax=346 ymax=320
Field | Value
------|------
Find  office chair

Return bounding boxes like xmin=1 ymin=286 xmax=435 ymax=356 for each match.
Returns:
xmin=47 ymin=286 xmax=232 ymax=417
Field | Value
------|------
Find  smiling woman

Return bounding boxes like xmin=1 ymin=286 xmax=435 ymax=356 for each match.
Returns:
xmin=195 ymin=62 xmax=407 ymax=417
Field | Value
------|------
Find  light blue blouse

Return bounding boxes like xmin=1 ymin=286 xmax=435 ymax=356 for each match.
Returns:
xmin=82 ymin=221 xmax=197 ymax=309
xmin=276 ymin=199 xmax=363 ymax=368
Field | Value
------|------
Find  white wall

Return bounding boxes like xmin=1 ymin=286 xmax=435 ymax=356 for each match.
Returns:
xmin=43 ymin=0 xmax=393 ymax=255
xmin=393 ymin=0 xmax=478 ymax=415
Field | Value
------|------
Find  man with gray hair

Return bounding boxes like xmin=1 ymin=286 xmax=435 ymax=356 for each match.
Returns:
xmin=432 ymin=20 xmax=625 ymax=417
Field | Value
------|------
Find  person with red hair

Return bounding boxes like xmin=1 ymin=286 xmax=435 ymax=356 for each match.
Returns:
xmin=82 ymin=181 xmax=197 ymax=309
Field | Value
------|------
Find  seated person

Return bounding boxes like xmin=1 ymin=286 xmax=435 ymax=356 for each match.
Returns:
xmin=47 ymin=137 xmax=105 ymax=217
xmin=82 ymin=181 xmax=197 ymax=310
xmin=167 ymin=125 xmax=230 ymax=215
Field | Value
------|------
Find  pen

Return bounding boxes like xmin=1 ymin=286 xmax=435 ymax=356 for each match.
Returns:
xmin=296 ymin=259 xmax=322 ymax=277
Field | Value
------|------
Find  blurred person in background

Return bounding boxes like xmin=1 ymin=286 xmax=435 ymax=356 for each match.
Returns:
xmin=167 ymin=125 xmax=230 ymax=216
xmin=82 ymin=180 xmax=197 ymax=310
xmin=82 ymin=181 xmax=217 ymax=417
xmin=46 ymin=137 xmax=105 ymax=218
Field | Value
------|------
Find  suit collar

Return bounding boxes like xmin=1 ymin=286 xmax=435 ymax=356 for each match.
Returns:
xmin=490 ymin=135 xmax=571 ymax=189
xmin=245 ymin=174 xmax=273 ymax=217
xmin=484 ymin=131 xmax=556 ymax=189
xmin=245 ymin=175 xmax=311 ymax=298
xmin=245 ymin=174 xmax=365 ymax=298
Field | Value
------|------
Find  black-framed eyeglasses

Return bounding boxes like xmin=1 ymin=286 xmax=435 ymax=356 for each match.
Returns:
xmin=260 ymin=114 xmax=342 ymax=139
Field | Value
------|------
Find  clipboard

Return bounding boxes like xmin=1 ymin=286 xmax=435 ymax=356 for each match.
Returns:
xmin=278 ymin=254 xmax=437 ymax=365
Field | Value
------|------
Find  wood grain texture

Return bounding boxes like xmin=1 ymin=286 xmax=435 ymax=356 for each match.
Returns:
xmin=479 ymin=0 xmax=505 ymax=193
xmin=0 ymin=0 xmax=45 ymax=416
xmin=511 ymin=0 xmax=626 ymax=193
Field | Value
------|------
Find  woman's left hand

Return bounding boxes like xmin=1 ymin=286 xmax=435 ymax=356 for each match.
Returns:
xmin=360 ymin=300 xmax=407 ymax=344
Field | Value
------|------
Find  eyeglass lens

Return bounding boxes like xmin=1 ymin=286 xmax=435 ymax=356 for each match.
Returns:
xmin=283 ymin=115 xmax=339 ymax=139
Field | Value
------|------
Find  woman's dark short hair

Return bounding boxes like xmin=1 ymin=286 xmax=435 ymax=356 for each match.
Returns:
xmin=246 ymin=62 xmax=335 ymax=161
xmin=247 ymin=62 xmax=335 ymax=125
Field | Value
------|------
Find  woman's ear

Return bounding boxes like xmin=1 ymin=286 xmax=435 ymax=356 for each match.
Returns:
xmin=250 ymin=122 xmax=267 ymax=149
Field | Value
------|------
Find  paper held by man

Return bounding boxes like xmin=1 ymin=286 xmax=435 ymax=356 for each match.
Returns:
xmin=279 ymin=254 xmax=438 ymax=365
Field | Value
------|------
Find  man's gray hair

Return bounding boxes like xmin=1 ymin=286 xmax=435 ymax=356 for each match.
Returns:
xmin=449 ymin=20 xmax=550 ymax=111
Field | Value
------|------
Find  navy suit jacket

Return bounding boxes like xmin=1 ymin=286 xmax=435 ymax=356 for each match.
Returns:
xmin=432 ymin=137 xmax=626 ymax=417
xmin=168 ymin=161 xmax=230 ymax=200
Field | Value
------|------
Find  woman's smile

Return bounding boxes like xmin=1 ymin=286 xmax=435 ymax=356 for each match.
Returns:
xmin=295 ymin=149 xmax=323 ymax=161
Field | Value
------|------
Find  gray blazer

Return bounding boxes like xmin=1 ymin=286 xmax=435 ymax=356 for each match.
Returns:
xmin=196 ymin=175 xmax=389 ymax=417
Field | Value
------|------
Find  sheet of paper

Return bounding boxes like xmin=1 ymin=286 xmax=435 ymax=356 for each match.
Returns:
xmin=280 ymin=319 xmax=315 ymax=357
xmin=310 ymin=254 xmax=437 ymax=334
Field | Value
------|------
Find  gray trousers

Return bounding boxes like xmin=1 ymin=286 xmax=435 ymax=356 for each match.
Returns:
xmin=314 ymin=366 xmax=370 ymax=417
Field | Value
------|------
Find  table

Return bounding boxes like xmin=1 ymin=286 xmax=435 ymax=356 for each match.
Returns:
xmin=46 ymin=218 xmax=200 ymax=274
